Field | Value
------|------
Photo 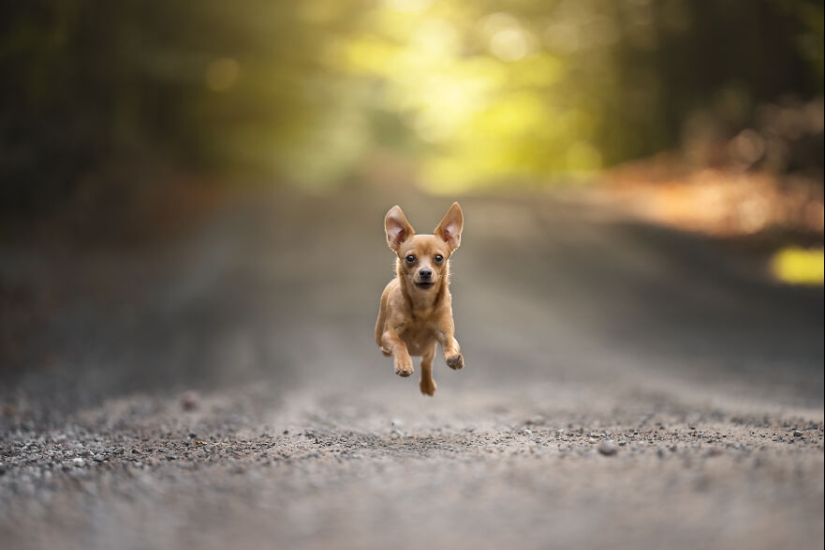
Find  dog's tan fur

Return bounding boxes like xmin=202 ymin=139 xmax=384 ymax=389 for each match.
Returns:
xmin=375 ymin=203 xmax=464 ymax=396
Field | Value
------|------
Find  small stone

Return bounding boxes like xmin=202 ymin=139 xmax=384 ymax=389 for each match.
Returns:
xmin=527 ymin=415 xmax=546 ymax=426
xmin=793 ymin=430 xmax=803 ymax=438
xmin=657 ymin=446 xmax=667 ymax=459
xmin=390 ymin=430 xmax=401 ymax=439
xmin=72 ymin=458 xmax=85 ymax=468
xmin=180 ymin=391 xmax=200 ymax=411
xmin=597 ymin=441 xmax=618 ymax=456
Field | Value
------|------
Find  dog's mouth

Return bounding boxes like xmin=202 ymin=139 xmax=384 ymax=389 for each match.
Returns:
xmin=414 ymin=281 xmax=435 ymax=290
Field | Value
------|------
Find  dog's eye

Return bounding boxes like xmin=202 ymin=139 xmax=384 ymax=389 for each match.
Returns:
xmin=434 ymin=254 xmax=444 ymax=263
xmin=405 ymin=255 xmax=416 ymax=264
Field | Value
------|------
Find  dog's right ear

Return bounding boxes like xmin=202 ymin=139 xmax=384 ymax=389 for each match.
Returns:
xmin=385 ymin=205 xmax=415 ymax=252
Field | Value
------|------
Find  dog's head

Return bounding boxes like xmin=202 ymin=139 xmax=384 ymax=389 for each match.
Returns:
xmin=384 ymin=203 xmax=463 ymax=292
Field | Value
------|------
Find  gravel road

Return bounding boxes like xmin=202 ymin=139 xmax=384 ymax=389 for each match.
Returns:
xmin=1 ymin=188 xmax=823 ymax=550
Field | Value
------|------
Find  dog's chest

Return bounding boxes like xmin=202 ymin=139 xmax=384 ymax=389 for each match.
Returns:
xmin=400 ymin=312 xmax=438 ymax=355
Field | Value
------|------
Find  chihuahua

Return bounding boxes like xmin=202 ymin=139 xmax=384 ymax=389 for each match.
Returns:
xmin=375 ymin=203 xmax=465 ymax=396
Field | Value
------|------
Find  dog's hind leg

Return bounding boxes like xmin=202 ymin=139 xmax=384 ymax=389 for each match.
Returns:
xmin=419 ymin=343 xmax=437 ymax=396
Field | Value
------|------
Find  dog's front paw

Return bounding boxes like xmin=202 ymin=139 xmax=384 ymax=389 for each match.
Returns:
xmin=446 ymin=353 xmax=464 ymax=370
xmin=394 ymin=357 xmax=414 ymax=377
xmin=395 ymin=365 xmax=414 ymax=377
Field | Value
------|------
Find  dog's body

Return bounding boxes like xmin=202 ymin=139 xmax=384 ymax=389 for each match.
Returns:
xmin=375 ymin=203 xmax=464 ymax=396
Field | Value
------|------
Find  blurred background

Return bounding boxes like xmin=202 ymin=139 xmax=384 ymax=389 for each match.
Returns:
xmin=2 ymin=1 xmax=823 ymax=205
xmin=1 ymin=0 xmax=823 ymax=403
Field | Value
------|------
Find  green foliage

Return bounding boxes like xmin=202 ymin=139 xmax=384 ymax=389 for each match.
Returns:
xmin=1 ymin=0 xmax=822 ymax=206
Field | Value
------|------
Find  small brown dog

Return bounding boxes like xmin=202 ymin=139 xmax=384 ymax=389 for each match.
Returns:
xmin=375 ymin=202 xmax=465 ymax=396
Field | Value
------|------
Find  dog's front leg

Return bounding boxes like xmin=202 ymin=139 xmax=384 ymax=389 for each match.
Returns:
xmin=381 ymin=329 xmax=414 ymax=377
xmin=436 ymin=327 xmax=464 ymax=370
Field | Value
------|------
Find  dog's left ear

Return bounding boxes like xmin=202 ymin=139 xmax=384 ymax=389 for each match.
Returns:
xmin=435 ymin=202 xmax=463 ymax=251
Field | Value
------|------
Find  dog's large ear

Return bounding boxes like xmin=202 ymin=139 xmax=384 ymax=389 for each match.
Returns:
xmin=435 ymin=202 xmax=463 ymax=251
xmin=385 ymin=205 xmax=415 ymax=251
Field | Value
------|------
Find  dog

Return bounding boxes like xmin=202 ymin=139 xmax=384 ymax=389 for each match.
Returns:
xmin=375 ymin=202 xmax=465 ymax=396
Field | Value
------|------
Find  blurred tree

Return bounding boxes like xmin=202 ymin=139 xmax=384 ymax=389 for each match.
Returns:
xmin=331 ymin=0 xmax=823 ymax=190
xmin=0 ymin=1 xmax=367 ymax=214
xmin=1 ymin=0 xmax=822 ymax=212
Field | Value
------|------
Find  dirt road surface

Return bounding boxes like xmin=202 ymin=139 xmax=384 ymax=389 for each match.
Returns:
xmin=1 ymin=188 xmax=823 ymax=550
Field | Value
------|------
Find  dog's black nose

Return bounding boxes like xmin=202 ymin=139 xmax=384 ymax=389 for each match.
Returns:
xmin=419 ymin=268 xmax=432 ymax=280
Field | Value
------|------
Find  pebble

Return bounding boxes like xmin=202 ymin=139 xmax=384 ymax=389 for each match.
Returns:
xmin=793 ymin=430 xmax=803 ymax=438
xmin=527 ymin=415 xmax=546 ymax=426
xmin=72 ymin=458 xmax=85 ymax=468
xmin=180 ymin=391 xmax=200 ymax=411
xmin=597 ymin=441 xmax=618 ymax=456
